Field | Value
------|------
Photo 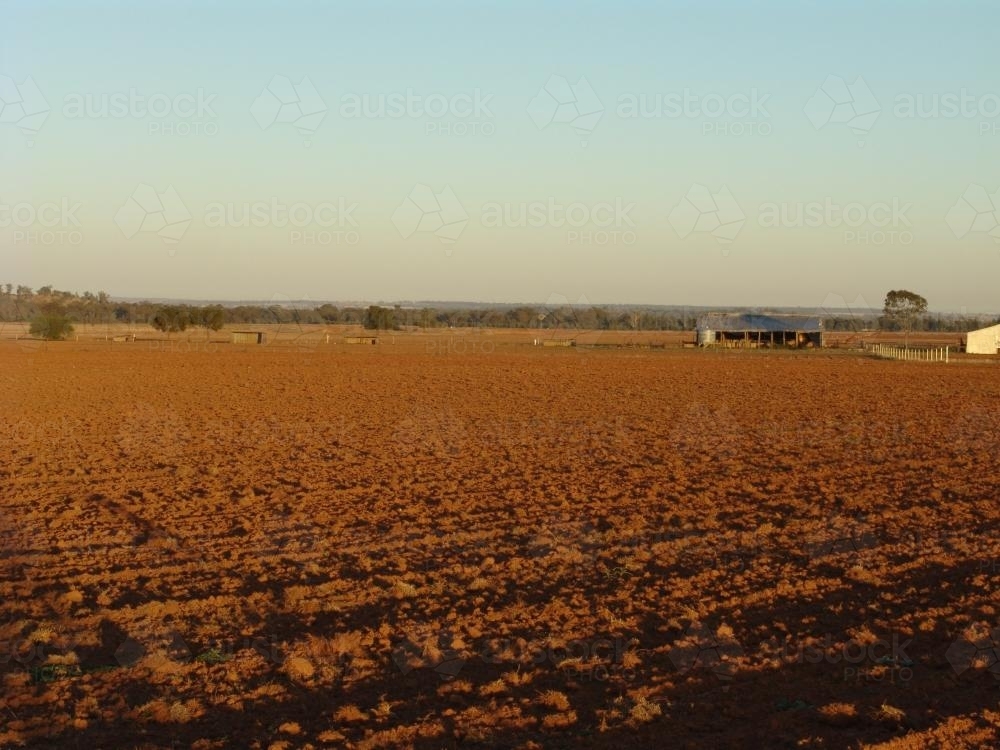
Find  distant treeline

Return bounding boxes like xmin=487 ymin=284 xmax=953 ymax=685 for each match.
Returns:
xmin=1 ymin=284 xmax=995 ymax=334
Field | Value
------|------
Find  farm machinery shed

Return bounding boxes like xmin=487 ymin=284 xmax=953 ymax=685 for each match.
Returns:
xmin=697 ymin=313 xmax=824 ymax=348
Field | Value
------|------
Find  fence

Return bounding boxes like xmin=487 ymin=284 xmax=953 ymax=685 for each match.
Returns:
xmin=865 ymin=343 xmax=949 ymax=362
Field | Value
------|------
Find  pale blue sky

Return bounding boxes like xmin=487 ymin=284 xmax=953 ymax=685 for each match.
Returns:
xmin=2 ymin=1 xmax=998 ymax=311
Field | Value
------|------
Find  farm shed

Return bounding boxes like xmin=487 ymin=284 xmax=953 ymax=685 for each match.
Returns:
xmin=232 ymin=331 xmax=266 ymax=345
xmin=696 ymin=313 xmax=824 ymax=348
xmin=345 ymin=336 xmax=378 ymax=345
xmin=965 ymin=323 xmax=1000 ymax=354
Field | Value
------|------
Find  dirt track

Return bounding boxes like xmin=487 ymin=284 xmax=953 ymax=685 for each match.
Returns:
xmin=2 ymin=339 xmax=998 ymax=749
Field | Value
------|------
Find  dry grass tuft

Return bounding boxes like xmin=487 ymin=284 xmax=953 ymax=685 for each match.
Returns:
xmin=479 ymin=679 xmax=506 ymax=696
xmin=628 ymin=696 xmax=662 ymax=724
xmin=542 ymin=711 xmax=578 ymax=729
xmin=283 ymin=656 xmax=315 ymax=681
xmin=874 ymin=702 xmax=907 ymax=726
xmin=538 ymin=690 xmax=571 ymax=712
xmin=391 ymin=580 xmax=418 ymax=598
xmin=334 ymin=704 xmax=369 ymax=722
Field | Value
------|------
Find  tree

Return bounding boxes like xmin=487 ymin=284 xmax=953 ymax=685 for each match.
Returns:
xmin=364 ymin=305 xmax=396 ymax=330
xmin=883 ymin=290 xmax=928 ymax=346
xmin=197 ymin=305 xmax=226 ymax=335
xmin=316 ymin=304 xmax=340 ymax=323
xmin=151 ymin=306 xmax=190 ymax=334
xmin=29 ymin=304 xmax=74 ymax=340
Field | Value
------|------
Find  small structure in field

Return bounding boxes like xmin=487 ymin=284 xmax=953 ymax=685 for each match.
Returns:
xmin=541 ymin=339 xmax=576 ymax=347
xmin=232 ymin=331 xmax=266 ymax=345
xmin=696 ymin=313 xmax=824 ymax=348
xmin=965 ymin=323 xmax=1000 ymax=354
xmin=345 ymin=336 xmax=378 ymax=345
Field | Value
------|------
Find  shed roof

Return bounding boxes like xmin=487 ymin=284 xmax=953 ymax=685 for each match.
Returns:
xmin=696 ymin=313 xmax=823 ymax=332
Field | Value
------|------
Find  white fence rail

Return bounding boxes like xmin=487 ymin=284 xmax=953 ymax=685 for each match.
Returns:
xmin=864 ymin=343 xmax=949 ymax=362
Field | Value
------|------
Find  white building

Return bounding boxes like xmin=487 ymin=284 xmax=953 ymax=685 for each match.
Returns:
xmin=966 ymin=323 xmax=1000 ymax=354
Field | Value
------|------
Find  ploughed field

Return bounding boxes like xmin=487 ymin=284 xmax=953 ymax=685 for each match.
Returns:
xmin=2 ymin=339 xmax=998 ymax=749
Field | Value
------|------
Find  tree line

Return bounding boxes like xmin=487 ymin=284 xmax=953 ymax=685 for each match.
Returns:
xmin=2 ymin=284 xmax=995 ymax=341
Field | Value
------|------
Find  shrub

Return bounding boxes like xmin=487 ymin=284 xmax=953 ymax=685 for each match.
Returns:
xmin=29 ymin=312 xmax=74 ymax=340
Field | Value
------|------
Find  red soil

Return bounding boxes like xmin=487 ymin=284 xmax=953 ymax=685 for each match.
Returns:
xmin=2 ymin=338 xmax=998 ymax=749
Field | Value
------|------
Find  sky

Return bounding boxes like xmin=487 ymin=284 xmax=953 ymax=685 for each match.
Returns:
xmin=2 ymin=1 xmax=999 ymax=312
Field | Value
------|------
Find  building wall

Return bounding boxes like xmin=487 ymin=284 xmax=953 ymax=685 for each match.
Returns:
xmin=232 ymin=332 xmax=264 ymax=345
xmin=966 ymin=324 xmax=1000 ymax=354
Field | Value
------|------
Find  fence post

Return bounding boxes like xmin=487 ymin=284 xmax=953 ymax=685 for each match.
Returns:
xmin=945 ymin=346 xmax=949 ymax=363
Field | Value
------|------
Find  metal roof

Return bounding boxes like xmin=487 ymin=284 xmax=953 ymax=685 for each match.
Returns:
xmin=696 ymin=313 xmax=823 ymax=332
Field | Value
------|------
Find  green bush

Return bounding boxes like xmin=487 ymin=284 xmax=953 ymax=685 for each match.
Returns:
xmin=29 ymin=313 xmax=74 ymax=340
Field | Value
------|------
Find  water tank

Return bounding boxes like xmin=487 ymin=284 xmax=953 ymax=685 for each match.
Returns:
xmin=696 ymin=329 xmax=716 ymax=346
